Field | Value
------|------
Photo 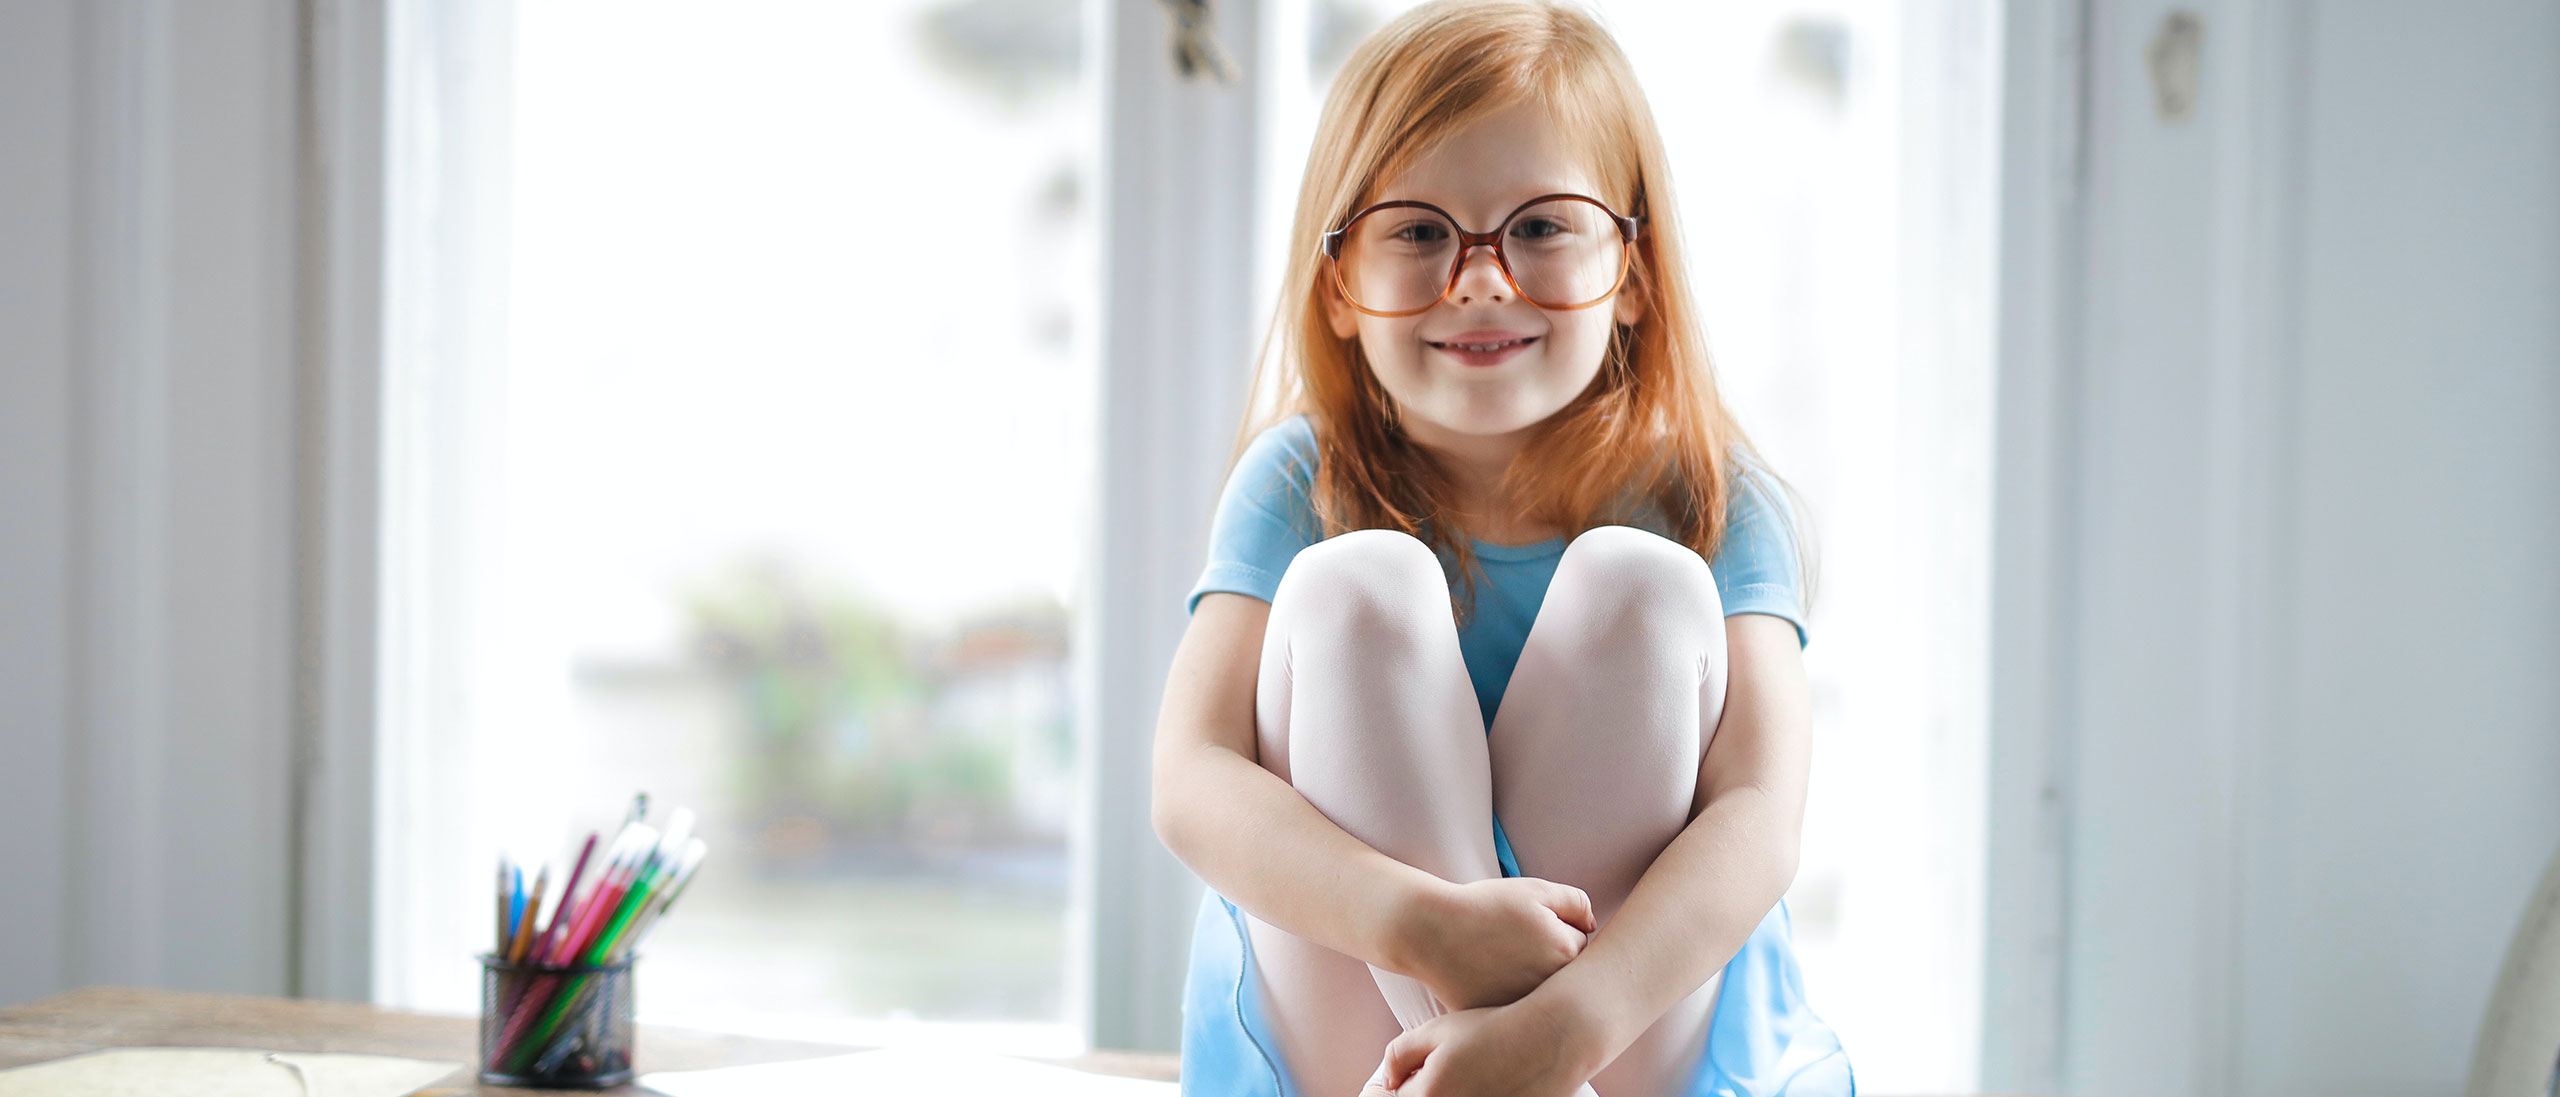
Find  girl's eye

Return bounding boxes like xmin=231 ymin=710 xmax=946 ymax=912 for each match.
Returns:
xmin=1509 ymin=217 xmax=1570 ymax=241
xmin=1392 ymin=220 xmax=1452 ymax=246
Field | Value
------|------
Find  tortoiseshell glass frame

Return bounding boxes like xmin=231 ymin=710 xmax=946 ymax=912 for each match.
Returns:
xmin=1319 ymin=192 xmax=1644 ymax=317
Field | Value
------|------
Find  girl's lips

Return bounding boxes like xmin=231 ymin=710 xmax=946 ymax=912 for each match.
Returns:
xmin=1426 ymin=334 xmax=1539 ymax=366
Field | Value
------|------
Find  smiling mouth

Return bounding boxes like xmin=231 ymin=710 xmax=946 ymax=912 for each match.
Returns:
xmin=1428 ymin=337 xmax=1538 ymax=352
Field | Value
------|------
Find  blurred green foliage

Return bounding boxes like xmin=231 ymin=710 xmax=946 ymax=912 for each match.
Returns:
xmin=680 ymin=556 xmax=1055 ymax=857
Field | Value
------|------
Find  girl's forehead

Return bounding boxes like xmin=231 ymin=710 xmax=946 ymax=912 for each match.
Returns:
xmin=1364 ymin=167 xmax=1610 ymax=223
xmin=1362 ymin=101 xmax=1616 ymax=216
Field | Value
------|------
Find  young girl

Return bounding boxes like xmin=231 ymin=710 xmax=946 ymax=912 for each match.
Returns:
xmin=1150 ymin=3 xmax=1851 ymax=1095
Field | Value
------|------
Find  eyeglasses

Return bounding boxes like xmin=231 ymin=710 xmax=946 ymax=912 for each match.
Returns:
xmin=1320 ymin=193 xmax=1643 ymax=317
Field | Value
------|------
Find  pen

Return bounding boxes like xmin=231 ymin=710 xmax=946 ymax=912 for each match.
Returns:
xmin=494 ymin=859 xmax=511 ymax=954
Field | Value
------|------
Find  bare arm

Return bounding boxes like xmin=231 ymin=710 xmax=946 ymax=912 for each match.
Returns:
xmin=1149 ymin=591 xmax=1445 ymax=972
xmin=1523 ymin=611 xmax=1814 ymax=1073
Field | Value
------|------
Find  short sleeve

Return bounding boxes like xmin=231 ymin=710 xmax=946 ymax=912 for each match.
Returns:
xmin=1186 ymin=416 xmax=1326 ymax=614
xmin=1709 ymin=462 xmax=1811 ymax=648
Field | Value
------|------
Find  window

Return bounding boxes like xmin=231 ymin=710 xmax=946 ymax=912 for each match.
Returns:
xmin=382 ymin=0 xmax=1095 ymax=1052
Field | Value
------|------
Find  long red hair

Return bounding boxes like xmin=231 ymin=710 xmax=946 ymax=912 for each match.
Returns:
xmin=1233 ymin=0 xmax=1809 ymax=615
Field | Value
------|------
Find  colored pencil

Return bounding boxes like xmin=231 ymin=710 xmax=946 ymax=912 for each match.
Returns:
xmin=524 ymin=850 xmax=683 ymax=1077
xmin=505 ymin=867 xmax=548 ymax=964
xmin=532 ymin=834 xmax=598 ymax=961
xmin=513 ymin=858 xmax=528 ymax=949
xmin=482 ymin=798 xmax=705 ymax=1079
xmin=495 ymin=826 xmax=658 ymax=1064
xmin=507 ymin=843 xmax=677 ymax=1070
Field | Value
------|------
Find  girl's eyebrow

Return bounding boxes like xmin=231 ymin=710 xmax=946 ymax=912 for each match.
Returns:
xmin=1373 ymin=188 xmax=1594 ymax=218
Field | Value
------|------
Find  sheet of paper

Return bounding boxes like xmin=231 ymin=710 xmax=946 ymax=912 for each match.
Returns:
xmin=642 ymin=1047 xmax=1178 ymax=1097
xmin=0 ymin=1047 xmax=459 ymax=1097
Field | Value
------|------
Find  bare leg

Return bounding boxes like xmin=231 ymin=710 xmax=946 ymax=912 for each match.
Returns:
xmin=1243 ymin=530 xmax=1498 ymax=1096
xmin=1490 ymin=526 xmax=1733 ymax=1097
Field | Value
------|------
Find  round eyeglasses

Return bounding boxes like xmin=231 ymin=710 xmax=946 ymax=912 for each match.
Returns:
xmin=1320 ymin=193 xmax=1643 ymax=317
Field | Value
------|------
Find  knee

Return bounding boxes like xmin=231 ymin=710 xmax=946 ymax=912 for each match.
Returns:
xmin=1552 ymin=525 xmax=1723 ymax=630
xmin=1271 ymin=529 xmax=1450 ymax=647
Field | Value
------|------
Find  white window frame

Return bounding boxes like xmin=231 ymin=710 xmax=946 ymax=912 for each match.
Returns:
xmin=1981 ymin=0 xmax=2081 ymax=1087
xmin=1077 ymin=0 xmax=1280 ymax=1052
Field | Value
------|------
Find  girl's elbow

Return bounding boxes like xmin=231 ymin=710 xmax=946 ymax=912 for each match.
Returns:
xmin=1149 ymin=789 xmax=1180 ymax=852
xmin=1760 ymin=817 xmax=1805 ymax=902
xmin=1772 ymin=841 xmax=1803 ymax=897
xmin=1149 ymin=770 xmax=1195 ymax=861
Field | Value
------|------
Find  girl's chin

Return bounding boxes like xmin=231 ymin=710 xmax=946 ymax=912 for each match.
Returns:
xmin=1404 ymin=394 xmax=1573 ymax=439
xmin=1382 ymin=365 xmax=1596 ymax=434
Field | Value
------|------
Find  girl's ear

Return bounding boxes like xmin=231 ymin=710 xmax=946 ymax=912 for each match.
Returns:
xmin=1612 ymin=260 xmax=1649 ymax=327
xmin=1324 ymin=281 xmax=1361 ymax=339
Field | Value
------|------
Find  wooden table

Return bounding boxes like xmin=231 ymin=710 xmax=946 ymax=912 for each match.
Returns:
xmin=0 ymin=986 xmax=1180 ymax=1094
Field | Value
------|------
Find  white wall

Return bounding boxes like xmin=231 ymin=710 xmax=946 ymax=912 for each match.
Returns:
xmin=0 ymin=0 xmax=339 ymax=1007
xmin=0 ymin=0 xmax=80 ymax=1014
xmin=2248 ymin=1 xmax=2559 ymax=1091
xmin=1990 ymin=1 xmax=2560 ymax=1094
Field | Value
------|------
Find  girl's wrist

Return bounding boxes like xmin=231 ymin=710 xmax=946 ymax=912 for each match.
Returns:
xmin=1370 ymin=871 xmax=1457 ymax=976
xmin=1520 ymin=959 xmax=1648 ymax=1079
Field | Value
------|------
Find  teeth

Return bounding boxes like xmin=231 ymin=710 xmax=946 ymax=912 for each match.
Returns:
xmin=1443 ymin=340 xmax=1521 ymax=351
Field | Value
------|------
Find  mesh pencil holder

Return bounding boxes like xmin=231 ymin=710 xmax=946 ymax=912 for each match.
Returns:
xmin=477 ymin=952 xmax=638 ymax=1088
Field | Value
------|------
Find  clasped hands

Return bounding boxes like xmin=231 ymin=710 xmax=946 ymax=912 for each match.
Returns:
xmin=1362 ymin=876 xmax=1617 ymax=1097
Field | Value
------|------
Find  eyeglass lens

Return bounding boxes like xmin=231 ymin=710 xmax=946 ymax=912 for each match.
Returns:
xmin=1336 ymin=198 xmax=1625 ymax=313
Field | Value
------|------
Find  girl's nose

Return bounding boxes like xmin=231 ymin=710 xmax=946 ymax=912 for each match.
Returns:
xmin=1450 ymin=244 xmax=1511 ymax=304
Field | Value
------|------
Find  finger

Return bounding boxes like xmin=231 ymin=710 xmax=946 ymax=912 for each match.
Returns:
xmin=1359 ymin=1057 xmax=1397 ymax=1097
xmin=1542 ymin=880 xmax=1597 ymax=933
xmin=1383 ymin=1026 xmax=1436 ymax=1088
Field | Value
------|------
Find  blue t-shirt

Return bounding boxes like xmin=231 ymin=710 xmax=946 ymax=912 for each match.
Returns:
xmin=1173 ymin=416 xmax=1851 ymax=1097
xmin=1187 ymin=414 xmax=1809 ymax=732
